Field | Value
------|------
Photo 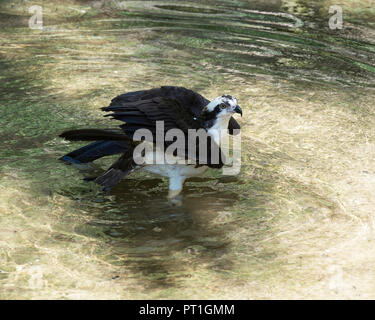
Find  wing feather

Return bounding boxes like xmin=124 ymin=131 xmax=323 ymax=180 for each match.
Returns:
xmin=100 ymin=86 xmax=238 ymax=168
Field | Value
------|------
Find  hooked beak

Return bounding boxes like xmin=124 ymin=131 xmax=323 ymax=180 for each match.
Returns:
xmin=234 ymin=105 xmax=242 ymax=117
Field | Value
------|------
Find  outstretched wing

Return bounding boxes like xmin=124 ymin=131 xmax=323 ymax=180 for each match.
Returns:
xmin=102 ymin=90 xmax=225 ymax=168
xmin=103 ymin=86 xmax=240 ymax=134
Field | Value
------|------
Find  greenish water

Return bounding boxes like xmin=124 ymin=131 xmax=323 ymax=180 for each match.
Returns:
xmin=1 ymin=0 xmax=375 ymax=299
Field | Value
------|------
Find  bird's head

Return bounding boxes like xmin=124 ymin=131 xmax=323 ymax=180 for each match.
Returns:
xmin=203 ymin=95 xmax=242 ymax=120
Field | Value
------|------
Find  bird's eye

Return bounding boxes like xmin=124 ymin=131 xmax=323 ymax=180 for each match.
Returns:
xmin=220 ymin=104 xmax=226 ymax=109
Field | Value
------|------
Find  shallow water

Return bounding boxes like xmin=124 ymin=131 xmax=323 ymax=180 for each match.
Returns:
xmin=1 ymin=0 xmax=375 ymax=299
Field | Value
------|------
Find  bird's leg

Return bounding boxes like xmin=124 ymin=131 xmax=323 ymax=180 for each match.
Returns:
xmin=167 ymin=175 xmax=185 ymax=199
xmin=168 ymin=189 xmax=182 ymax=199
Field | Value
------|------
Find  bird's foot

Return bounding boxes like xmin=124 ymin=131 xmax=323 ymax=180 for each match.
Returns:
xmin=169 ymin=196 xmax=183 ymax=207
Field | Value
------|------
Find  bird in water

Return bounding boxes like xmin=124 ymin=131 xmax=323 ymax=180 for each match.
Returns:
xmin=59 ymin=86 xmax=242 ymax=199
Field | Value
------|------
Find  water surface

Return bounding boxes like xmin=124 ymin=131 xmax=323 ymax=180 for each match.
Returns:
xmin=1 ymin=0 xmax=375 ymax=299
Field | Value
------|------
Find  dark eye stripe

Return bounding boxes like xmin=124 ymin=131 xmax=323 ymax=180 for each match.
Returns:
xmin=203 ymin=103 xmax=229 ymax=122
xmin=213 ymin=105 xmax=222 ymax=113
xmin=211 ymin=105 xmax=225 ymax=115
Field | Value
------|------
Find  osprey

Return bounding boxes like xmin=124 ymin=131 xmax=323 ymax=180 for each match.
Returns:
xmin=59 ymin=86 xmax=242 ymax=198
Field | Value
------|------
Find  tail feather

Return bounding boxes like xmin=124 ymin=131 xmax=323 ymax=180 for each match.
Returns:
xmin=94 ymin=147 xmax=136 ymax=190
xmin=59 ymin=140 xmax=129 ymax=164
xmin=59 ymin=129 xmax=137 ymax=189
xmin=94 ymin=168 xmax=131 ymax=191
xmin=59 ymin=129 xmax=132 ymax=142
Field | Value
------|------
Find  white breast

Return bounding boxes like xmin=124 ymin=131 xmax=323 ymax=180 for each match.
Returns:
xmin=144 ymin=163 xmax=207 ymax=178
xmin=207 ymin=115 xmax=231 ymax=145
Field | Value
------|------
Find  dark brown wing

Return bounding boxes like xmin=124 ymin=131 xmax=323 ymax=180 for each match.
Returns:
xmin=103 ymin=86 xmax=240 ymax=134
xmin=103 ymin=95 xmax=225 ymax=168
